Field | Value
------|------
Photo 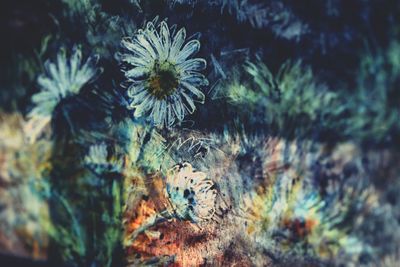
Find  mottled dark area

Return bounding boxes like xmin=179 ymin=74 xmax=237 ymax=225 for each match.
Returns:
xmin=1 ymin=0 xmax=400 ymax=266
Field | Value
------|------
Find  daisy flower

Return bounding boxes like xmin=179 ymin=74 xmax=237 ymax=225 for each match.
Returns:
xmin=120 ymin=20 xmax=209 ymax=127
xmin=165 ymin=162 xmax=217 ymax=222
xmin=126 ymin=162 xmax=217 ymax=245
xmin=25 ymin=47 xmax=99 ymax=143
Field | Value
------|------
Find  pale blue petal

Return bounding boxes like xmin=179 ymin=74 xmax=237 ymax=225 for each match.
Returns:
xmin=133 ymin=95 xmax=154 ymax=117
xmin=160 ymin=21 xmax=171 ymax=58
xmin=127 ymin=83 xmax=146 ymax=98
xmin=57 ymin=51 xmax=68 ymax=91
xmin=180 ymin=91 xmax=196 ymax=114
xmin=125 ymin=67 xmax=148 ymax=79
xmin=31 ymin=100 xmax=58 ymax=116
xmin=171 ymin=95 xmax=185 ymax=121
xmin=120 ymin=54 xmax=148 ymax=67
xmin=69 ymin=47 xmax=82 ymax=81
xmin=176 ymin=40 xmax=200 ymax=63
xmin=178 ymin=58 xmax=207 ymax=72
xmin=32 ymin=91 xmax=57 ymax=103
xmin=136 ymin=32 xmax=157 ymax=59
xmin=73 ymin=60 xmax=93 ymax=91
xmin=129 ymin=90 xmax=149 ymax=106
xmin=47 ymin=62 xmax=64 ymax=96
xmin=166 ymin=104 xmax=175 ymax=127
xmin=169 ymin=28 xmax=186 ymax=60
xmin=181 ymin=72 xmax=209 ymax=86
xmin=37 ymin=76 xmax=57 ymax=94
xmin=122 ymin=38 xmax=153 ymax=62
xmin=181 ymin=81 xmax=205 ymax=103
xmin=144 ymin=22 xmax=165 ymax=59
xmin=150 ymin=100 xmax=161 ymax=124
xmin=155 ymin=100 xmax=167 ymax=126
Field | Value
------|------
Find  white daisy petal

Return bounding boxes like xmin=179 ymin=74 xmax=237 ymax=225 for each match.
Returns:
xmin=129 ymin=90 xmax=150 ymax=106
xmin=176 ymin=40 xmax=200 ymax=63
xmin=172 ymin=95 xmax=185 ymax=121
xmin=178 ymin=58 xmax=207 ymax=72
xmin=145 ymin=23 xmax=164 ymax=59
xmin=32 ymin=91 xmax=57 ymax=103
xmin=160 ymin=21 xmax=171 ymax=56
xmin=122 ymin=38 xmax=154 ymax=62
xmin=181 ymin=72 xmax=209 ymax=86
xmin=181 ymin=81 xmax=205 ymax=103
xmin=170 ymin=28 xmax=186 ymax=59
xmin=136 ymin=33 xmax=157 ymax=59
xmin=125 ymin=67 xmax=148 ymax=79
xmin=150 ymin=100 xmax=161 ymax=124
xmin=120 ymin=54 xmax=148 ymax=67
xmin=180 ymin=91 xmax=196 ymax=114
xmin=57 ymin=51 xmax=68 ymax=89
xmin=157 ymin=100 xmax=167 ymax=125
xmin=127 ymin=83 xmax=146 ymax=98
xmin=166 ymin=104 xmax=175 ymax=127
xmin=133 ymin=95 xmax=154 ymax=117
xmin=69 ymin=47 xmax=82 ymax=81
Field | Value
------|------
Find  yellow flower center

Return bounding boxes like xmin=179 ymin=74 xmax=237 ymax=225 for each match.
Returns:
xmin=147 ymin=61 xmax=179 ymax=99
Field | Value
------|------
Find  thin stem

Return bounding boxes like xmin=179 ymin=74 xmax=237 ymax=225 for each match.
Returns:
xmin=127 ymin=209 xmax=172 ymax=245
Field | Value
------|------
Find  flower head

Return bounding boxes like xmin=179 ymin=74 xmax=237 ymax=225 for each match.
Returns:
xmin=30 ymin=47 xmax=98 ymax=118
xmin=25 ymin=47 xmax=99 ymax=143
xmin=165 ymin=162 xmax=217 ymax=222
xmin=120 ymin=20 xmax=209 ymax=127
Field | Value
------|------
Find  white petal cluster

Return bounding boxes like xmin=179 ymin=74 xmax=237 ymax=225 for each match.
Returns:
xmin=29 ymin=47 xmax=98 ymax=118
xmin=120 ymin=20 xmax=208 ymax=127
xmin=165 ymin=162 xmax=217 ymax=222
xmin=26 ymin=47 xmax=98 ymax=142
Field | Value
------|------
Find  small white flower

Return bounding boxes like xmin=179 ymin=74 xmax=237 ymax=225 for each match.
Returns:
xmin=84 ymin=143 xmax=108 ymax=166
xmin=25 ymin=47 xmax=98 ymax=142
xmin=120 ymin=20 xmax=209 ymax=127
xmin=84 ymin=143 xmax=122 ymax=174
xmin=165 ymin=162 xmax=217 ymax=222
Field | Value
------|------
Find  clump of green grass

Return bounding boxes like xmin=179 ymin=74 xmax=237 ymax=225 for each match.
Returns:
xmin=222 ymin=59 xmax=341 ymax=140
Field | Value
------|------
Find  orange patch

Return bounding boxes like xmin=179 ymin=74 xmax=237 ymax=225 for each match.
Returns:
xmin=127 ymin=199 xmax=157 ymax=234
xmin=283 ymin=217 xmax=317 ymax=238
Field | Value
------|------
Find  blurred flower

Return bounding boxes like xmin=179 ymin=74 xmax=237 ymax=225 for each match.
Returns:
xmin=0 ymin=112 xmax=52 ymax=259
xmin=165 ymin=162 xmax=217 ymax=222
xmin=25 ymin=46 xmax=99 ymax=143
xmin=120 ymin=20 xmax=208 ymax=127
xmin=84 ymin=143 xmax=123 ymax=174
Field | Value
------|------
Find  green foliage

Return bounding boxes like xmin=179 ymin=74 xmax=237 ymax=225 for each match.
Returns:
xmin=224 ymin=60 xmax=340 ymax=139
xmin=95 ymin=179 xmax=123 ymax=267
xmin=116 ymin=120 xmax=167 ymax=174
xmin=61 ymin=0 xmax=100 ymax=24
xmin=208 ymin=0 xmax=307 ymax=38
xmin=45 ymin=175 xmax=123 ymax=267
xmin=221 ymin=40 xmax=400 ymax=146
xmin=44 ymin=191 xmax=86 ymax=265
xmin=0 ymin=35 xmax=51 ymax=111
xmin=43 ymin=136 xmax=124 ymax=266
xmin=57 ymin=0 xmax=138 ymax=60
xmin=341 ymin=40 xmax=400 ymax=143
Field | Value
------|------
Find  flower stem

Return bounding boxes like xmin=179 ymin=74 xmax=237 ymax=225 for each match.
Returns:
xmin=128 ymin=209 xmax=172 ymax=245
